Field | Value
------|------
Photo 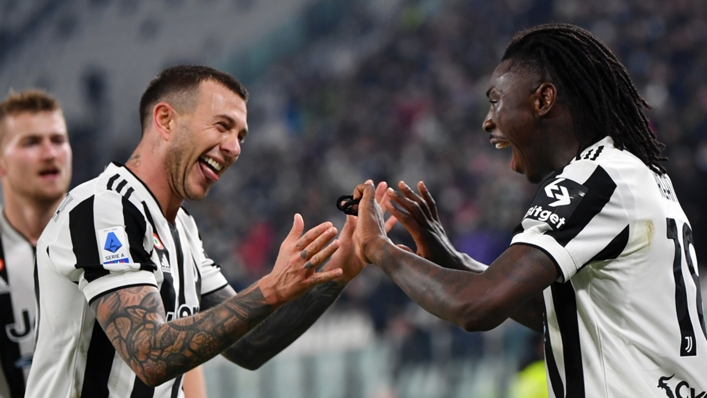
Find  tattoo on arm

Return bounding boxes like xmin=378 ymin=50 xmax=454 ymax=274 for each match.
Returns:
xmin=92 ymin=284 xmax=273 ymax=386
xmin=222 ymin=280 xmax=345 ymax=370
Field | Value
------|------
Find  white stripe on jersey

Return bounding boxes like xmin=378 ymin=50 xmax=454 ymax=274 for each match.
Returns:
xmin=512 ymin=137 xmax=707 ymax=397
xmin=26 ymin=163 xmax=228 ymax=398
xmin=0 ymin=208 xmax=36 ymax=398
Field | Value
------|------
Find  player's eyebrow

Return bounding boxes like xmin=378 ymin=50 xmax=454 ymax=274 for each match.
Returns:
xmin=216 ymin=114 xmax=236 ymax=127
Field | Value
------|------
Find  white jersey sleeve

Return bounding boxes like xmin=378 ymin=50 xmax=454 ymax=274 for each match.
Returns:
xmin=511 ymin=159 xmax=630 ymax=282
xmin=50 ymin=188 xmax=158 ymax=304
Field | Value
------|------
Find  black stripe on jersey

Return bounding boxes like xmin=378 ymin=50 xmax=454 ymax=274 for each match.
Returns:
xmin=192 ymin=255 xmax=202 ymax=301
xmin=169 ymin=223 xmax=187 ymax=307
xmin=543 ymin=309 xmax=565 ymax=397
xmin=581 ymin=225 xmax=630 ymax=270
xmin=124 ymin=187 xmax=134 ymax=201
xmin=0 ymin=234 xmax=26 ymax=398
xmin=582 ymin=145 xmax=604 ymax=161
xmin=551 ymin=281 xmax=585 ymax=397
xmin=81 ymin=321 xmax=116 ymax=398
xmin=141 ymin=203 xmax=177 ymax=321
xmin=142 ymin=203 xmax=178 ymax=322
xmin=549 ymin=166 xmax=616 ymax=247
xmin=70 ymin=197 xmax=107 ymax=282
xmin=106 ymin=174 xmax=120 ymax=190
xmin=122 ymin=198 xmax=157 ymax=272
xmin=170 ymin=374 xmax=183 ymax=398
xmin=130 ymin=376 xmax=154 ymax=398
xmin=116 ymin=179 xmax=128 ymax=194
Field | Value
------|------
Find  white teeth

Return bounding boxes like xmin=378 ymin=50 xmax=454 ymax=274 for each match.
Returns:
xmin=495 ymin=142 xmax=510 ymax=149
xmin=201 ymin=156 xmax=223 ymax=172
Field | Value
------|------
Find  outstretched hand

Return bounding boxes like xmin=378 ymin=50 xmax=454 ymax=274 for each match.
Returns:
xmin=384 ymin=181 xmax=461 ymax=268
xmin=324 ymin=181 xmax=397 ymax=281
xmin=351 ymin=182 xmax=394 ymax=264
xmin=259 ymin=214 xmax=343 ymax=307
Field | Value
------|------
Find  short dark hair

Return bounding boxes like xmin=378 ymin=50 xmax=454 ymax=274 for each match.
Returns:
xmin=138 ymin=65 xmax=249 ymax=133
xmin=0 ymin=89 xmax=63 ymax=140
xmin=502 ymin=23 xmax=667 ymax=174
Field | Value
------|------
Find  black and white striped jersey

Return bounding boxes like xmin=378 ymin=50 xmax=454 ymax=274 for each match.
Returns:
xmin=512 ymin=137 xmax=707 ymax=397
xmin=0 ymin=209 xmax=36 ymax=398
xmin=26 ymin=163 xmax=229 ymax=398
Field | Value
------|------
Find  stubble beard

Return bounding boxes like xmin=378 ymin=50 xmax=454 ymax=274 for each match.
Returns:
xmin=165 ymin=139 xmax=210 ymax=202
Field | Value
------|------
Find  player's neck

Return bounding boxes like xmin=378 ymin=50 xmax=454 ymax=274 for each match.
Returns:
xmin=125 ymin=150 xmax=182 ymax=223
xmin=2 ymin=193 xmax=62 ymax=246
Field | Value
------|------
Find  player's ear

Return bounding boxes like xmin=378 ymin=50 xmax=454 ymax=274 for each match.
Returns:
xmin=152 ymin=102 xmax=177 ymax=141
xmin=534 ymin=82 xmax=557 ymax=117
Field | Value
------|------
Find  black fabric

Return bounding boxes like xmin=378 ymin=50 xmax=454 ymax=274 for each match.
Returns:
xmin=551 ymin=282 xmax=585 ymax=397
xmin=70 ymin=197 xmax=107 ymax=282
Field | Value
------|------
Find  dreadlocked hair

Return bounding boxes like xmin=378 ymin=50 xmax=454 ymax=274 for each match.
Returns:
xmin=502 ymin=23 xmax=667 ymax=174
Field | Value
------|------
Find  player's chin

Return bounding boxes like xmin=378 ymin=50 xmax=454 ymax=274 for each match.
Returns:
xmin=186 ymin=184 xmax=212 ymax=201
xmin=34 ymin=188 xmax=66 ymax=203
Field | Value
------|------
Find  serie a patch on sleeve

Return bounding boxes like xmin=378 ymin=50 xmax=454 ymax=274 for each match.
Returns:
xmin=523 ymin=177 xmax=588 ymax=230
xmin=98 ymin=226 xmax=131 ymax=264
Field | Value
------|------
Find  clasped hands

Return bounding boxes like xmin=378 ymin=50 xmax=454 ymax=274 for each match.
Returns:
xmin=259 ymin=179 xmax=455 ymax=307
xmin=348 ymin=180 xmax=459 ymax=269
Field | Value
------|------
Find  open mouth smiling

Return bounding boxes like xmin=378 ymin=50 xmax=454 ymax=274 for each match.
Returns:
xmin=199 ymin=155 xmax=223 ymax=173
xmin=489 ymin=135 xmax=510 ymax=149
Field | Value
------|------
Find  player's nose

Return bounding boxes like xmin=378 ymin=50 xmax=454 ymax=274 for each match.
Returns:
xmin=482 ymin=112 xmax=495 ymax=133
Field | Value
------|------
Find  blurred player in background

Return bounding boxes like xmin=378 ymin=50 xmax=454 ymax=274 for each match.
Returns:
xmin=0 ymin=90 xmax=209 ymax=398
xmin=352 ymin=23 xmax=706 ymax=396
xmin=0 ymin=90 xmax=72 ymax=398
xmin=26 ymin=65 xmax=392 ymax=398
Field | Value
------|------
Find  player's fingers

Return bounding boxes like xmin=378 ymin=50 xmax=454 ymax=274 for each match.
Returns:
xmin=305 ymin=267 xmax=344 ymax=285
xmin=295 ymin=222 xmax=334 ymax=251
xmin=284 ymin=214 xmax=305 ymax=245
xmin=353 ymin=182 xmax=374 ymax=201
xmin=383 ymin=200 xmax=413 ymax=228
xmin=396 ymin=243 xmax=414 ymax=253
xmin=341 ymin=215 xmax=358 ymax=236
xmin=398 ymin=181 xmax=433 ymax=220
xmin=299 ymin=226 xmax=337 ymax=261
xmin=384 ymin=215 xmax=398 ymax=233
xmin=387 ymin=187 xmax=426 ymax=222
xmin=418 ymin=181 xmax=439 ymax=220
xmin=303 ymin=239 xmax=340 ymax=269
xmin=375 ymin=181 xmax=389 ymax=203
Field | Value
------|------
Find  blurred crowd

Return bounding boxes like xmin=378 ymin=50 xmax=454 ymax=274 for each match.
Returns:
xmin=128 ymin=0 xmax=707 ymax=370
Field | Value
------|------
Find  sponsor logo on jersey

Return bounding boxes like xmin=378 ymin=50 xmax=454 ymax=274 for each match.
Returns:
xmin=523 ymin=177 xmax=587 ymax=230
xmin=160 ymin=255 xmax=170 ymax=273
xmin=166 ymin=304 xmax=199 ymax=321
xmin=657 ymin=374 xmax=705 ymax=398
xmin=5 ymin=308 xmax=33 ymax=343
xmin=98 ymin=227 xmax=130 ymax=265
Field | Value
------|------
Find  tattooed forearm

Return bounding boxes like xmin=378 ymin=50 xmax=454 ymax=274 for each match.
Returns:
xmin=223 ymin=280 xmax=346 ymax=369
xmin=92 ymin=284 xmax=273 ymax=387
